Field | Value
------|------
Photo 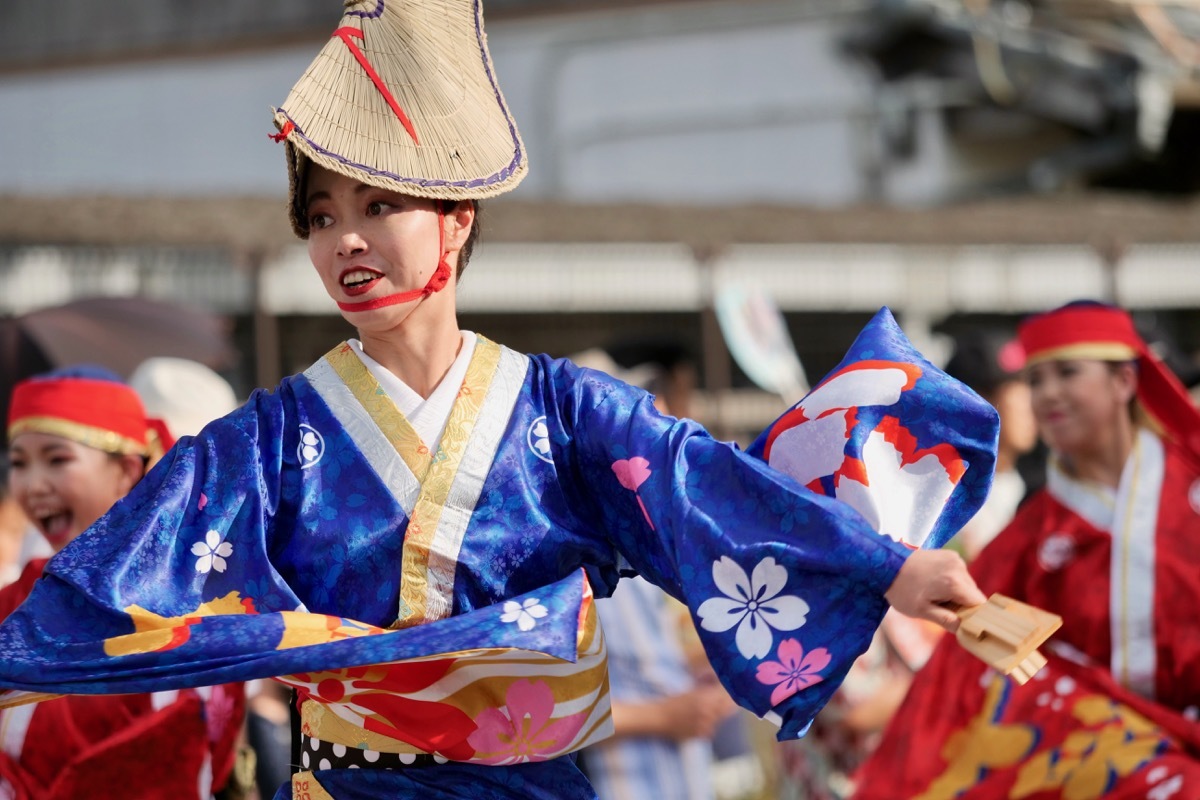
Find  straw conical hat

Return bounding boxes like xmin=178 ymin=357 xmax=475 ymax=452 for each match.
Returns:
xmin=273 ymin=0 xmax=527 ymax=236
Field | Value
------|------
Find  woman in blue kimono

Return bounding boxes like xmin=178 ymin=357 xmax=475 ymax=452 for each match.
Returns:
xmin=0 ymin=2 xmax=998 ymax=798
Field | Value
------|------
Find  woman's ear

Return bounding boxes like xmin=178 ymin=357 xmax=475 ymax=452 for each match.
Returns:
xmin=444 ymin=200 xmax=476 ymax=253
xmin=114 ymin=453 xmax=146 ymax=495
xmin=1113 ymin=361 xmax=1139 ymax=405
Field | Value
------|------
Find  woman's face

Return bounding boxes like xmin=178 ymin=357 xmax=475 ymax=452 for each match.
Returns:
xmin=1026 ymin=359 xmax=1136 ymax=459
xmin=304 ymin=165 xmax=470 ymax=335
xmin=8 ymin=432 xmax=141 ymax=552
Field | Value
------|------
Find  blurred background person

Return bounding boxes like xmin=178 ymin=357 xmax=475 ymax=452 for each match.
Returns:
xmin=0 ymin=366 xmax=252 ymax=800
xmin=942 ymin=328 xmax=1041 ymax=561
xmin=774 ymin=606 xmax=942 ymax=799
xmin=129 ymin=357 xmax=239 ymax=443
xmin=584 ymin=572 xmax=741 ymax=800
xmin=573 ymin=340 xmax=754 ymax=800
xmin=854 ymin=300 xmax=1200 ymax=798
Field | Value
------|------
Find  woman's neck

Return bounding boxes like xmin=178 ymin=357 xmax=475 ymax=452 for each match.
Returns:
xmin=1059 ymin=422 xmax=1136 ymax=489
xmin=358 ymin=316 xmax=463 ymax=399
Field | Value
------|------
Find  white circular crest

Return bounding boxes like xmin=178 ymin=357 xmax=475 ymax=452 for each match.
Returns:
xmin=297 ymin=423 xmax=325 ymax=469
xmin=1188 ymin=479 xmax=1200 ymax=516
xmin=1037 ymin=533 xmax=1075 ymax=572
xmin=527 ymin=416 xmax=553 ymax=463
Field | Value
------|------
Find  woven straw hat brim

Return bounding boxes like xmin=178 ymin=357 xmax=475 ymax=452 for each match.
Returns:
xmin=275 ymin=0 xmax=527 ymax=236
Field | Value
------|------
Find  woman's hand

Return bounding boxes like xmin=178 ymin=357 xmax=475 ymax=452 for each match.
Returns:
xmin=884 ymin=549 xmax=987 ymax=633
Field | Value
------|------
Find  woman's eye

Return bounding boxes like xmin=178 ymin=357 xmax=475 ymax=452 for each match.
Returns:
xmin=367 ymin=201 xmax=389 ymax=216
xmin=309 ymin=213 xmax=332 ymax=230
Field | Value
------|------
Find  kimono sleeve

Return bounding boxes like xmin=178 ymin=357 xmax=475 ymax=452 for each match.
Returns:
xmin=564 ymin=308 xmax=998 ymax=739
xmin=567 ymin=372 xmax=907 ymax=739
xmin=0 ymin=387 xmax=304 ymax=695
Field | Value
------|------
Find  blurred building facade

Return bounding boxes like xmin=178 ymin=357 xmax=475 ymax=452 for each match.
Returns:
xmin=2 ymin=0 xmax=1199 ymax=439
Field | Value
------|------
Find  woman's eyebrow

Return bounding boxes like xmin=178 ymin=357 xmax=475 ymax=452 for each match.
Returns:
xmin=307 ymin=183 xmax=375 ymax=205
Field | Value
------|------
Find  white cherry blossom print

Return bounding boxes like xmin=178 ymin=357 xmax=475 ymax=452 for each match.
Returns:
xmin=500 ymin=598 xmax=548 ymax=632
xmin=697 ymin=557 xmax=809 ymax=660
xmin=297 ymin=423 xmax=325 ymax=469
xmin=527 ymin=416 xmax=553 ymax=463
xmin=192 ymin=530 xmax=233 ymax=574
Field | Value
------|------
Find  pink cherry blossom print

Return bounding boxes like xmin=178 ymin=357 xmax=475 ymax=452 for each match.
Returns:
xmin=612 ymin=458 xmax=656 ymax=530
xmin=611 ymin=457 xmax=651 ymax=491
xmin=198 ymin=493 xmax=208 ymax=511
xmin=755 ymin=638 xmax=831 ymax=706
xmin=467 ymin=679 xmax=589 ymax=765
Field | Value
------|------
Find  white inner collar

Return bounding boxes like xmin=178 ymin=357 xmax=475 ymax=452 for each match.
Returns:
xmin=349 ymin=331 xmax=478 ymax=455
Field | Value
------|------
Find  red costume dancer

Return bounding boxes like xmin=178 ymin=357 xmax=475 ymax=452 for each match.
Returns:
xmin=854 ymin=301 xmax=1200 ymax=800
xmin=0 ymin=368 xmax=246 ymax=800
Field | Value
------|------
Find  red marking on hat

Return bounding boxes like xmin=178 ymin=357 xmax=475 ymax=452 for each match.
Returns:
xmin=334 ymin=26 xmax=420 ymax=145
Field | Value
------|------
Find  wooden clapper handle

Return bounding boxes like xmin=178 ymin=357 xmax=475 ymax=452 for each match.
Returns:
xmin=953 ymin=594 xmax=1063 ymax=684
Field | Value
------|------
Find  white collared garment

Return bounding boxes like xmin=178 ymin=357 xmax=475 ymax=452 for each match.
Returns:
xmin=349 ymin=331 xmax=478 ymax=457
xmin=1046 ymin=427 xmax=1162 ymax=699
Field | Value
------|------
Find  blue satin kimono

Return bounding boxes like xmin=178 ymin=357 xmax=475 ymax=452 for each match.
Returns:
xmin=0 ymin=309 xmax=998 ymax=799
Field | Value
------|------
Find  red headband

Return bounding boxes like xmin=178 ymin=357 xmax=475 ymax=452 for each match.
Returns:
xmin=1019 ymin=303 xmax=1200 ymax=459
xmin=7 ymin=377 xmax=172 ymax=457
xmin=1019 ymin=303 xmax=1141 ymax=365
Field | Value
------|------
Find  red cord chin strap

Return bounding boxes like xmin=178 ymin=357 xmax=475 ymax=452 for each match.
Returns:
xmin=336 ymin=209 xmax=452 ymax=312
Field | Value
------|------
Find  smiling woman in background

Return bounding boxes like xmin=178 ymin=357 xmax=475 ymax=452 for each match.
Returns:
xmin=855 ymin=300 xmax=1200 ymax=800
xmin=0 ymin=367 xmax=248 ymax=800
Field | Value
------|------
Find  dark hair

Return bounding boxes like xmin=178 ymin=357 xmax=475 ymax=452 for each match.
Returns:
xmin=944 ymin=329 xmax=1024 ymax=396
xmin=440 ymin=200 xmax=481 ymax=279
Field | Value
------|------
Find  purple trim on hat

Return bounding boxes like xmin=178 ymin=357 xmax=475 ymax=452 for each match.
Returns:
xmin=345 ymin=0 xmax=385 ymax=19
xmin=278 ymin=111 xmax=522 ymax=189
xmin=472 ymin=0 xmax=525 ymax=170
xmin=275 ymin=0 xmax=524 ymax=190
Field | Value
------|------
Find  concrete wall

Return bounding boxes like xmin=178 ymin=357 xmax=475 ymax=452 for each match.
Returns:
xmin=0 ymin=0 xmax=1072 ymax=206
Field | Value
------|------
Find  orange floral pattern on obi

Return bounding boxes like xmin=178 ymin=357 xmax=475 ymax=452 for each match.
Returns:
xmin=276 ymin=575 xmax=613 ymax=766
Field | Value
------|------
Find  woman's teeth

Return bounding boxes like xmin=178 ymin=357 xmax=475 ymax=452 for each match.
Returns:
xmin=40 ymin=512 xmax=71 ymax=540
xmin=342 ymin=270 xmax=378 ymax=287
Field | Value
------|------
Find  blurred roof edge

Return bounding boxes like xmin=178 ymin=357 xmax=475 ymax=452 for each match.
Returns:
xmin=1 ymin=193 xmax=1198 ymax=252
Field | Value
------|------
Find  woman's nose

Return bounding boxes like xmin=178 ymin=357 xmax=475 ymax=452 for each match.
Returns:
xmin=13 ymin=469 xmax=48 ymax=498
xmin=336 ymin=231 xmax=368 ymax=257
